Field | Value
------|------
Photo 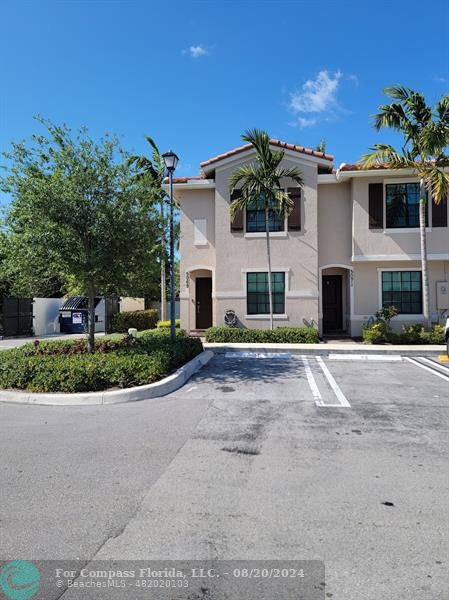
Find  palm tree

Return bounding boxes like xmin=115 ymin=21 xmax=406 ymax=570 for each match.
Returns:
xmin=229 ymin=129 xmax=303 ymax=330
xmin=128 ymin=136 xmax=168 ymax=320
xmin=361 ymin=87 xmax=449 ymax=330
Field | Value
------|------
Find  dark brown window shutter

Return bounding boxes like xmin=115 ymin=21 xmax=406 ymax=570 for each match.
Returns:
xmin=230 ymin=190 xmax=244 ymax=232
xmin=432 ymin=196 xmax=448 ymax=228
xmin=368 ymin=183 xmax=383 ymax=229
xmin=287 ymin=187 xmax=301 ymax=231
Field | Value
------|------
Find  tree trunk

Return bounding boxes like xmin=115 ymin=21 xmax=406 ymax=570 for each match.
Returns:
xmin=419 ymin=179 xmax=431 ymax=331
xmin=265 ymin=207 xmax=274 ymax=331
xmin=160 ymin=198 xmax=167 ymax=322
xmin=87 ymin=285 xmax=96 ymax=353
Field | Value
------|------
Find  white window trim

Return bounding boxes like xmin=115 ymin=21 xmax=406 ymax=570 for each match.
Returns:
xmin=383 ymin=179 xmax=431 ymax=231
xmin=244 ymin=231 xmax=288 ymax=239
xmin=383 ymin=228 xmax=432 ymax=234
xmin=377 ymin=267 xmax=423 ymax=316
xmin=245 ymin=314 xmax=289 ymax=320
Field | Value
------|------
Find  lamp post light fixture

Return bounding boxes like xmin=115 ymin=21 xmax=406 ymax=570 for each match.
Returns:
xmin=162 ymin=149 xmax=179 ymax=341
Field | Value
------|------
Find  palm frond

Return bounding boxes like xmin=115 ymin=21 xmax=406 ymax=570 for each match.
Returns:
xmin=360 ymin=144 xmax=415 ymax=169
xmin=241 ymin=129 xmax=272 ymax=165
xmin=373 ymin=103 xmax=407 ymax=132
xmin=436 ymin=94 xmax=449 ymax=124
xmin=406 ymin=91 xmax=432 ymax=126
xmin=271 ymin=188 xmax=293 ymax=215
xmin=229 ymin=164 xmax=262 ymax=192
xmin=276 ymin=167 xmax=304 ymax=186
xmin=418 ymin=166 xmax=449 ymax=205
xmin=383 ymin=85 xmax=413 ymax=102
xmin=144 ymin=135 xmax=159 ymax=154
xmin=420 ymin=122 xmax=449 ymax=158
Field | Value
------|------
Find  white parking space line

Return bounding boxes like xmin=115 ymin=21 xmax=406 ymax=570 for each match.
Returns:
xmin=301 ymin=355 xmax=322 ymax=401
xmin=224 ymin=352 xmax=292 ymax=359
xmin=315 ymin=356 xmax=351 ymax=408
xmin=419 ymin=356 xmax=449 ymax=373
xmin=328 ymin=354 xmax=402 ymax=362
xmin=405 ymin=357 xmax=449 ymax=382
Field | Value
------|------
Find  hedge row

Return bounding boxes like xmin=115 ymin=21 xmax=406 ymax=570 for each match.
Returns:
xmin=111 ymin=309 xmax=158 ymax=333
xmin=157 ymin=319 xmax=181 ymax=329
xmin=362 ymin=323 xmax=445 ymax=345
xmin=0 ymin=334 xmax=203 ymax=393
xmin=205 ymin=326 xmax=319 ymax=344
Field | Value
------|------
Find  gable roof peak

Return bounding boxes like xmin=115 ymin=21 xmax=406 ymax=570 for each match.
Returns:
xmin=200 ymin=138 xmax=334 ymax=169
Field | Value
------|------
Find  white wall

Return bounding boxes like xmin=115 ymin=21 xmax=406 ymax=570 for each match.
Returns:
xmin=120 ymin=297 xmax=145 ymax=312
xmin=33 ymin=298 xmax=64 ymax=336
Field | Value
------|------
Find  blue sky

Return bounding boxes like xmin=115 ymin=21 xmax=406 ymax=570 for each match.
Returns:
xmin=1 ymin=0 xmax=448 ymax=187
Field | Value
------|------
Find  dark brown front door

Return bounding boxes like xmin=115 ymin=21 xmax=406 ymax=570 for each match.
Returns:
xmin=195 ymin=277 xmax=212 ymax=329
xmin=323 ymin=275 xmax=343 ymax=332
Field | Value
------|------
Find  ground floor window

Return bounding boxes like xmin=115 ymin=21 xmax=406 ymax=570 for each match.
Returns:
xmin=381 ymin=271 xmax=422 ymax=314
xmin=247 ymin=272 xmax=285 ymax=314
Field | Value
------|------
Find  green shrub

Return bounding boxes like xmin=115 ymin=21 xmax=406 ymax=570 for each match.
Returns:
xmin=425 ymin=324 xmax=445 ymax=344
xmin=362 ymin=322 xmax=388 ymax=344
xmin=362 ymin=322 xmax=445 ymax=345
xmin=111 ymin=309 xmax=158 ymax=333
xmin=204 ymin=326 xmax=319 ymax=344
xmin=157 ymin=319 xmax=181 ymax=329
xmin=0 ymin=336 xmax=203 ymax=393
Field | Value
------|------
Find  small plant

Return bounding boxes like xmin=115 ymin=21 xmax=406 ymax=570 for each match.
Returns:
xmin=375 ymin=306 xmax=398 ymax=332
xmin=362 ymin=322 xmax=388 ymax=344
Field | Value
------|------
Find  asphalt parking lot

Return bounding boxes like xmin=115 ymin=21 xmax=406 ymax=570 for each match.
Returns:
xmin=0 ymin=352 xmax=447 ymax=600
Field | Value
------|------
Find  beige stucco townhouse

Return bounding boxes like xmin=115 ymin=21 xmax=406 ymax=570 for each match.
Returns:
xmin=173 ymin=140 xmax=449 ymax=337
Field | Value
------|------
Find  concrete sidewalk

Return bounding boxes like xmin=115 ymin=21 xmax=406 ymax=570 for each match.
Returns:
xmin=205 ymin=341 xmax=446 ymax=356
xmin=0 ymin=332 xmax=105 ymax=350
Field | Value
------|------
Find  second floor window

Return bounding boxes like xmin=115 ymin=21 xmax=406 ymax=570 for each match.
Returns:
xmin=386 ymin=183 xmax=421 ymax=228
xmin=246 ymin=196 xmax=284 ymax=232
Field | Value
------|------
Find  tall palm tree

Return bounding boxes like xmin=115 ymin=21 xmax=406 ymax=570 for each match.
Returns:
xmin=361 ymin=87 xmax=449 ymax=330
xmin=229 ymin=129 xmax=303 ymax=330
xmin=128 ymin=136 xmax=168 ymax=320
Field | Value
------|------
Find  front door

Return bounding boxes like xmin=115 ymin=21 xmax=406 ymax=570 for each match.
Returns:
xmin=323 ymin=275 xmax=343 ymax=332
xmin=195 ymin=277 xmax=212 ymax=329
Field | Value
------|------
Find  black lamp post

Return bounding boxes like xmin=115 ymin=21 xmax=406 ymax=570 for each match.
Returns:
xmin=161 ymin=149 xmax=179 ymax=341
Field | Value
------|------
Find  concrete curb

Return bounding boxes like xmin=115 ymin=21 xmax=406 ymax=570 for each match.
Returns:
xmin=0 ymin=350 xmax=214 ymax=406
xmin=205 ymin=342 xmax=445 ymax=357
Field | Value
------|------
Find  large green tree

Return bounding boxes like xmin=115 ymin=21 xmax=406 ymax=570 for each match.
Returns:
xmin=229 ymin=129 xmax=303 ymax=330
xmin=361 ymin=87 xmax=449 ymax=329
xmin=1 ymin=117 xmax=160 ymax=351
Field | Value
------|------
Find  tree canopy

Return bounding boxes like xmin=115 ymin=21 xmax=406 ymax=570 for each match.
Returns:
xmin=1 ymin=117 xmax=162 ymax=349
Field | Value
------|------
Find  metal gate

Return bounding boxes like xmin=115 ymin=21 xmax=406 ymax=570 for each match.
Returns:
xmin=0 ymin=297 xmax=33 ymax=337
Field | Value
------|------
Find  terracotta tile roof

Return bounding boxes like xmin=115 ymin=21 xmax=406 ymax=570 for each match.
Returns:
xmin=200 ymin=139 xmax=334 ymax=168
xmin=339 ymin=163 xmax=388 ymax=171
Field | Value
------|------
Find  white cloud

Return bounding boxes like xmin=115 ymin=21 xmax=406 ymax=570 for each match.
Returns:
xmin=434 ymin=75 xmax=448 ymax=83
xmin=347 ymin=73 xmax=359 ymax=87
xmin=294 ymin=117 xmax=317 ymax=129
xmin=185 ymin=45 xmax=207 ymax=58
xmin=290 ymin=70 xmax=342 ymax=114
